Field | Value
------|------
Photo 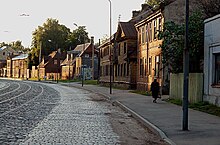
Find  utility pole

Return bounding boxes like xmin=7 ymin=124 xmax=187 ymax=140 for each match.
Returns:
xmin=38 ymin=41 xmax=42 ymax=81
xmin=68 ymin=49 xmax=71 ymax=84
xmin=91 ymin=36 xmax=94 ymax=80
xmin=108 ymin=0 xmax=112 ymax=94
xmin=183 ymin=0 xmax=189 ymax=131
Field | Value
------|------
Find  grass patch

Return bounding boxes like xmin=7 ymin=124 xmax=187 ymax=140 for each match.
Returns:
xmin=28 ymin=78 xmax=39 ymax=81
xmin=58 ymin=79 xmax=81 ymax=83
xmin=129 ymin=90 xmax=152 ymax=96
xmin=84 ymin=80 xmax=98 ymax=85
xmin=165 ymin=98 xmax=220 ymax=117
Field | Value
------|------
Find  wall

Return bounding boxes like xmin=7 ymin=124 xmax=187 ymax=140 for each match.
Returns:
xmin=204 ymin=14 xmax=220 ymax=106
xmin=170 ymin=73 xmax=203 ymax=103
xmin=164 ymin=0 xmax=200 ymax=24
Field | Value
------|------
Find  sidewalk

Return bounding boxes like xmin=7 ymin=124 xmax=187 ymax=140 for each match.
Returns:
xmin=61 ymin=82 xmax=220 ymax=145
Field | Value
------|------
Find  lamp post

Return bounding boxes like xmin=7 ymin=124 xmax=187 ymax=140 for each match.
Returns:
xmin=68 ymin=47 xmax=71 ymax=84
xmin=73 ymin=23 xmax=86 ymax=87
xmin=38 ymin=41 xmax=42 ymax=81
xmin=183 ymin=0 xmax=189 ymax=131
xmin=48 ymin=39 xmax=59 ymax=83
xmin=107 ymin=0 xmax=112 ymax=94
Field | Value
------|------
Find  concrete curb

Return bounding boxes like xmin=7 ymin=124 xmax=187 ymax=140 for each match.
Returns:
xmin=114 ymin=101 xmax=176 ymax=145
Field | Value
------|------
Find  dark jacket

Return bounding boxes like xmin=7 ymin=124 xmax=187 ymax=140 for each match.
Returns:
xmin=151 ymin=80 xmax=159 ymax=98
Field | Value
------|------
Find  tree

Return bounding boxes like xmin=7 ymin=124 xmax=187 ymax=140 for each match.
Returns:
xmin=29 ymin=18 xmax=90 ymax=68
xmin=10 ymin=41 xmax=24 ymax=51
xmin=146 ymin=0 xmax=161 ymax=7
xmin=32 ymin=18 xmax=71 ymax=56
xmin=67 ymin=26 xmax=90 ymax=49
xmin=0 ymin=41 xmax=25 ymax=51
xmin=201 ymin=0 xmax=220 ymax=18
xmin=158 ymin=11 xmax=204 ymax=73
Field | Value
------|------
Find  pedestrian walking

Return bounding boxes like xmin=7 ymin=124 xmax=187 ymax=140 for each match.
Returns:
xmin=151 ymin=78 xmax=160 ymax=103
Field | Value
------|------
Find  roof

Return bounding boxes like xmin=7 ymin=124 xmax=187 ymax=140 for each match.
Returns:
xmin=12 ymin=53 xmax=28 ymax=60
xmin=0 ymin=46 xmax=7 ymax=51
xmin=119 ymin=22 xmax=137 ymax=38
xmin=74 ymin=43 xmax=90 ymax=52
xmin=74 ymin=43 xmax=91 ymax=57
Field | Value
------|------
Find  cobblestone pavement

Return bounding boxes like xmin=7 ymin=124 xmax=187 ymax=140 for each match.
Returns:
xmin=0 ymin=79 xmax=60 ymax=144
xmin=21 ymin=83 xmax=120 ymax=145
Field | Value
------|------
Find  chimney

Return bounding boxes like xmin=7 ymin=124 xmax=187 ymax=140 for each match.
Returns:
xmin=141 ymin=3 xmax=151 ymax=11
xmin=58 ymin=48 xmax=61 ymax=54
xmin=67 ymin=54 xmax=69 ymax=60
xmin=132 ymin=10 xmax=140 ymax=18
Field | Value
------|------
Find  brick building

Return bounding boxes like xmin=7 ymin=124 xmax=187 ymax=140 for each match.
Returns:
xmin=71 ymin=42 xmax=98 ymax=80
xmin=37 ymin=50 xmax=66 ymax=80
xmin=7 ymin=53 xmax=28 ymax=79
xmin=135 ymin=0 xmax=199 ymax=92
xmin=113 ymin=22 xmax=137 ymax=89
xmin=0 ymin=46 xmax=17 ymax=77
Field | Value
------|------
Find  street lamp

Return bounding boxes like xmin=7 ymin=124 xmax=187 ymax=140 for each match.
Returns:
xmin=38 ymin=41 xmax=42 ymax=81
xmin=73 ymin=23 xmax=86 ymax=87
xmin=107 ymin=0 xmax=112 ymax=94
xmin=48 ymin=39 xmax=59 ymax=83
xmin=68 ymin=47 xmax=72 ymax=84
xmin=183 ymin=0 xmax=189 ymax=131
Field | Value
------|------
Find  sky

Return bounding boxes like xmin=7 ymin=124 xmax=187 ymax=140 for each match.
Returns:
xmin=0 ymin=0 xmax=145 ymax=47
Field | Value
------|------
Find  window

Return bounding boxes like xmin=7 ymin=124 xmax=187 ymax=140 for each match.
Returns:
xmin=155 ymin=55 xmax=160 ymax=77
xmin=145 ymin=58 xmax=147 ymax=76
xmin=123 ymin=63 xmax=126 ymax=76
xmin=153 ymin=20 xmax=157 ymax=40
xmin=106 ymin=65 xmax=109 ymax=76
xmin=139 ymin=29 xmax=141 ymax=44
xmin=127 ymin=63 xmax=129 ymax=76
xmin=3 ymin=52 xmax=5 ymax=55
xmin=54 ymin=59 xmax=57 ymax=64
xmin=124 ymin=42 xmax=127 ymax=54
xmin=146 ymin=24 xmax=149 ymax=43
xmin=141 ymin=27 xmax=145 ymax=44
xmin=118 ymin=44 xmax=121 ymax=56
xmin=140 ymin=58 xmax=144 ymax=76
xmin=149 ymin=22 xmax=152 ymax=42
xmin=115 ymin=65 xmax=117 ymax=77
xmin=121 ymin=64 xmax=123 ymax=76
xmin=85 ymin=54 xmax=89 ymax=58
xmin=215 ymin=54 xmax=220 ymax=84
xmin=149 ymin=57 xmax=152 ymax=76
xmin=158 ymin=17 xmax=162 ymax=31
xmin=118 ymin=64 xmax=120 ymax=76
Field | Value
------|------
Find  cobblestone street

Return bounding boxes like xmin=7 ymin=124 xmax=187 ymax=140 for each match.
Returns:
xmin=0 ymin=80 xmax=167 ymax=145
xmin=21 ymin=83 xmax=120 ymax=144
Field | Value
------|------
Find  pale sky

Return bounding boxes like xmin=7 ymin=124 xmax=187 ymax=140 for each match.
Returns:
xmin=0 ymin=0 xmax=145 ymax=47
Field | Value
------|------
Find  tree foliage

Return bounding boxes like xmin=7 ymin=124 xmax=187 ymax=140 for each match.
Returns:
xmin=158 ymin=11 xmax=204 ymax=73
xmin=29 ymin=18 xmax=90 ymax=68
xmin=0 ymin=41 xmax=25 ymax=51
xmin=146 ymin=0 xmax=162 ymax=7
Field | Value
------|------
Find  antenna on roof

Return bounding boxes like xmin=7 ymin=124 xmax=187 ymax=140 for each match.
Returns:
xmin=118 ymin=14 xmax=121 ymax=23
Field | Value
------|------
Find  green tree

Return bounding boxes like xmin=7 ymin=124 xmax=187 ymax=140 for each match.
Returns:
xmin=0 ymin=41 xmax=25 ymax=51
xmin=29 ymin=18 xmax=90 ymax=68
xmin=67 ymin=26 xmax=90 ymax=49
xmin=32 ymin=18 xmax=71 ymax=56
xmin=158 ymin=11 xmax=204 ymax=73
xmin=145 ymin=0 xmax=162 ymax=7
xmin=10 ymin=40 xmax=24 ymax=51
